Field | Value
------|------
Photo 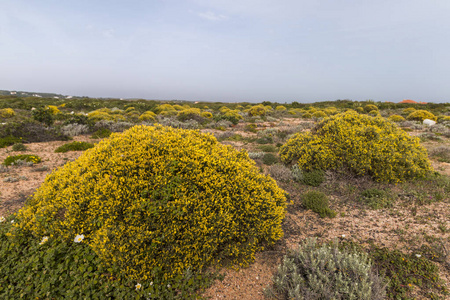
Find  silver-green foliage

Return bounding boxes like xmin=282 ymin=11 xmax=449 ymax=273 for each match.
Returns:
xmin=266 ymin=238 xmax=386 ymax=300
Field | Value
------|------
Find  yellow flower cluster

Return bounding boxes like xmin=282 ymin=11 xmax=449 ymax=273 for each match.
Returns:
xmin=138 ymin=111 xmax=157 ymax=122
xmin=15 ymin=125 xmax=286 ymax=281
xmin=0 ymin=108 xmax=16 ymax=118
xmin=47 ymin=105 xmax=61 ymax=115
xmin=279 ymin=111 xmax=432 ymax=183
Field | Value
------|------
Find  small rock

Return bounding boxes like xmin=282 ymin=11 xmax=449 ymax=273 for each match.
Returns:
xmin=423 ymin=119 xmax=436 ymax=126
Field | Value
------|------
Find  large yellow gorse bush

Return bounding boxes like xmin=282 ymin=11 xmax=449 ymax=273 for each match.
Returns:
xmin=15 ymin=125 xmax=286 ymax=281
xmin=279 ymin=111 xmax=432 ymax=183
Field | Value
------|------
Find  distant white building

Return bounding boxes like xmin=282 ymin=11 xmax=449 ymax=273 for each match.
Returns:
xmin=66 ymin=96 xmax=73 ymax=99
xmin=33 ymin=94 xmax=42 ymax=98
xmin=10 ymin=91 xmax=16 ymax=95
xmin=53 ymin=96 xmax=59 ymax=99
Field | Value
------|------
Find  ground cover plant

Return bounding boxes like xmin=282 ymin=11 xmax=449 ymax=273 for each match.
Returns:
xmin=3 ymin=154 xmax=41 ymax=166
xmin=8 ymin=124 xmax=287 ymax=298
xmin=54 ymin=141 xmax=95 ymax=153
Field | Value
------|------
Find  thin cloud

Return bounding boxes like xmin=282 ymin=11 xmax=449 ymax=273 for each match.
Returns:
xmin=197 ymin=11 xmax=227 ymax=21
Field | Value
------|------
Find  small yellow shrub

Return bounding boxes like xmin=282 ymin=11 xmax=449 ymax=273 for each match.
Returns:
xmin=201 ymin=111 xmax=213 ymax=118
xmin=368 ymin=110 xmax=379 ymax=116
xmin=248 ymin=105 xmax=266 ymax=117
xmin=177 ymin=108 xmax=202 ymax=121
xmin=355 ymin=107 xmax=364 ymax=113
xmin=280 ymin=111 xmax=432 ymax=183
xmin=155 ymin=104 xmax=175 ymax=114
xmin=388 ymin=115 xmax=405 ymax=122
xmin=407 ymin=110 xmax=437 ymax=122
xmin=15 ymin=125 xmax=286 ymax=281
xmin=312 ymin=111 xmax=327 ymax=118
xmin=402 ymin=107 xmax=416 ymax=115
xmin=302 ymin=112 xmax=312 ymax=119
xmin=47 ymin=105 xmax=61 ymax=115
xmin=437 ymin=115 xmax=450 ymax=123
xmin=275 ymin=106 xmax=287 ymax=111
xmin=364 ymin=104 xmax=378 ymax=113
xmin=138 ymin=111 xmax=157 ymax=122
xmin=172 ymin=104 xmax=184 ymax=111
xmin=0 ymin=108 xmax=15 ymax=118
xmin=87 ymin=110 xmax=115 ymax=121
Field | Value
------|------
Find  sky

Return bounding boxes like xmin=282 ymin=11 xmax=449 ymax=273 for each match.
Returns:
xmin=1 ymin=0 xmax=449 ymax=103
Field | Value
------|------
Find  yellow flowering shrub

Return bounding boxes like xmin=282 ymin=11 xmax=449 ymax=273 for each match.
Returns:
xmin=15 ymin=125 xmax=286 ymax=281
xmin=275 ymin=106 xmax=287 ymax=111
xmin=248 ymin=105 xmax=267 ymax=117
xmin=312 ymin=111 xmax=327 ymax=118
xmin=201 ymin=111 xmax=213 ymax=119
xmin=279 ymin=111 xmax=432 ymax=183
xmin=388 ymin=115 xmax=405 ymax=122
xmin=138 ymin=111 xmax=156 ymax=122
xmin=364 ymin=104 xmax=378 ymax=113
xmin=0 ymin=108 xmax=15 ymax=118
xmin=177 ymin=108 xmax=202 ymax=121
xmin=402 ymin=107 xmax=416 ymax=115
xmin=155 ymin=104 xmax=176 ymax=114
xmin=47 ymin=105 xmax=61 ymax=115
xmin=406 ymin=110 xmax=437 ymax=122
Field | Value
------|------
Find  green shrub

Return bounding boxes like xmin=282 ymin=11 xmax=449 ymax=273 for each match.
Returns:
xmin=244 ymin=124 xmax=257 ymax=133
xmin=258 ymin=145 xmax=277 ymax=153
xmin=388 ymin=114 xmax=405 ymax=122
xmin=55 ymin=141 xmax=95 ymax=153
xmin=407 ymin=110 xmax=437 ymax=122
xmin=0 ymin=121 xmax=70 ymax=143
xmin=215 ymin=110 xmax=242 ymax=125
xmin=3 ymin=154 xmax=41 ymax=166
xmin=301 ymin=169 xmax=325 ymax=187
xmin=301 ymin=191 xmax=336 ymax=218
xmin=91 ymin=128 xmax=112 ymax=139
xmin=15 ymin=124 xmax=287 ymax=282
xmin=0 ymin=108 xmax=15 ymax=118
xmin=12 ymin=143 xmax=27 ymax=151
xmin=279 ymin=111 xmax=432 ymax=183
xmin=262 ymin=153 xmax=278 ymax=165
xmin=265 ymin=238 xmax=386 ymax=299
xmin=0 ymin=136 xmax=21 ymax=148
xmin=32 ymin=107 xmax=54 ymax=126
xmin=256 ymin=136 xmax=273 ymax=144
xmin=359 ymin=188 xmax=393 ymax=209
xmin=371 ymin=246 xmax=447 ymax=299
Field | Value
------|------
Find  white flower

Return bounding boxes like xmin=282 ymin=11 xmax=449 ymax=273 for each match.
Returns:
xmin=167 ymin=284 xmax=171 ymax=288
xmin=415 ymin=254 xmax=421 ymax=258
xmin=135 ymin=283 xmax=142 ymax=290
xmin=150 ymin=281 xmax=153 ymax=286
xmin=10 ymin=220 xmax=14 ymax=223
xmin=341 ymin=234 xmax=346 ymax=238
xmin=0 ymin=216 xmax=5 ymax=223
xmin=74 ymin=234 xmax=85 ymax=243
xmin=40 ymin=236 xmax=49 ymax=245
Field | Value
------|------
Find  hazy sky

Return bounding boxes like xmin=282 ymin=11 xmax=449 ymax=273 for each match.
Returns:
xmin=1 ymin=1 xmax=449 ymax=103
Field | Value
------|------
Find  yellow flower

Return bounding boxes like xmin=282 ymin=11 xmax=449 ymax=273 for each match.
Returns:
xmin=135 ymin=283 xmax=141 ymax=290
xmin=39 ymin=236 xmax=49 ymax=245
